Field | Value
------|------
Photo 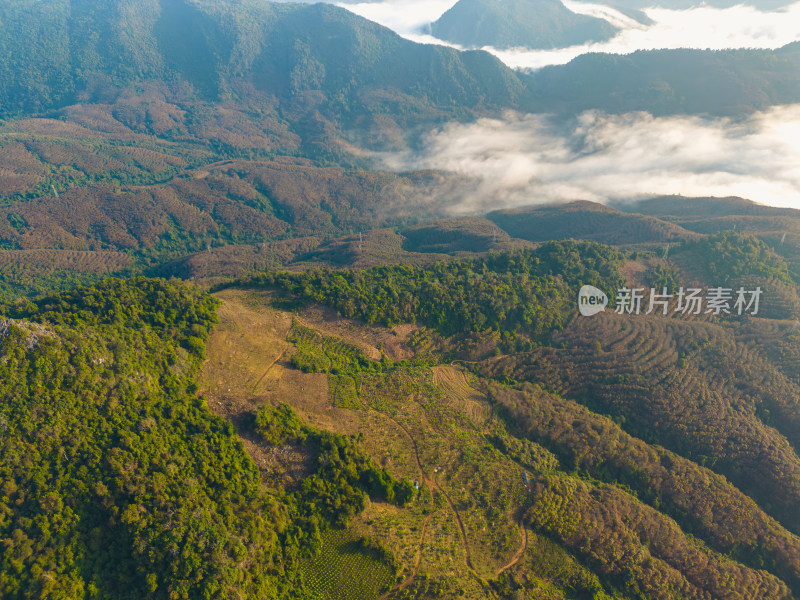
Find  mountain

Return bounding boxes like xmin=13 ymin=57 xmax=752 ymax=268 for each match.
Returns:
xmin=0 ymin=0 xmax=531 ymax=121
xmin=5 ymin=0 xmax=799 ymax=135
xmin=4 ymin=227 xmax=800 ymax=599
xmin=526 ymin=43 xmax=800 ymax=116
xmin=487 ymin=200 xmax=700 ymax=245
xmin=618 ymin=195 xmax=800 ymax=280
xmin=4 ymin=0 xmax=800 ymax=598
xmin=209 ymin=233 xmax=800 ymax=598
xmin=621 ymin=195 xmax=800 ymax=219
xmin=430 ymin=0 xmax=619 ymax=50
xmin=0 ymin=156 xmax=451 ymax=299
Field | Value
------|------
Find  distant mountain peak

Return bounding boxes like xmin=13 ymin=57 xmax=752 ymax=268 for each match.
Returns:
xmin=430 ymin=0 xmax=619 ymax=50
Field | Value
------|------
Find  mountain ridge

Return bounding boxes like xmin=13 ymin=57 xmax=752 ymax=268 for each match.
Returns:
xmin=430 ymin=0 xmax=619 ymax=50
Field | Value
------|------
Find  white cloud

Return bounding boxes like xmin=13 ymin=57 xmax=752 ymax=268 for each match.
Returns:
xmin=335 ymin=0 xmax=458 ymax=35
xmin=335 ymin=0 xmax=800 ymax=70
xmin=562 ymin=0 xmax=649 ymax=30
xmin=377 ymin=105 xmax=800 ymax=212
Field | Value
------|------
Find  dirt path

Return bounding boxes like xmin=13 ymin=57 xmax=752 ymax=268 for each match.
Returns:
xmin=252 ymin=345 xmax=288 ymax=391
xmin=496 ymin=523 xmax=527 ymax=576
xmin=378 ymin=512 xmax=435 ymax=600
xmin=374 ymin=407 xmax=479 ymax=598
xmin=436 ymin=479 xmax=474 ymax=570
xmin=380 ymin=412 xmax=474 ymax=571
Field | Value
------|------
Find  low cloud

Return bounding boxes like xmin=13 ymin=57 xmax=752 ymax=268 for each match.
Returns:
xmin=561 ymin=1 xmax=648 ymax=30
xmin=336 ymin=0 xmax=457 ymax=35
xmin=336 ymin=0 xmax=800 ymax=69
xmin=489 ymin=1 xmax=800 ymax=69
xmin=377 ymin=105 xmax=800 ymax=213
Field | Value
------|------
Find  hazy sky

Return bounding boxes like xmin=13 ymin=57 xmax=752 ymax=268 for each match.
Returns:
xmin=378 ymin=106 xmax=800 ymax=211
xmin=340 ymin=0 xmax=800 ymax=69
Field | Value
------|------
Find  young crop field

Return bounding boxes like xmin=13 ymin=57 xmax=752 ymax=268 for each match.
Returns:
xmin=289 ymin=322 xmax=377 ymax=375
xmin=301 ymin=529 xmax=397 ymax=600
xmin=331 ymin=373 xmax=362 ymax=409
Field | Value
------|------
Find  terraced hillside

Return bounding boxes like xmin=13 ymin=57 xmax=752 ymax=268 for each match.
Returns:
xmin=192 ymin=233 xmax=800 ymax=599
xmin=198 ymin=286 xmax=800 ymax=599
xmin=482 ymin=312 xmax=800 ymax=534
xmin=3 ymin=1 xmax=800 ymax=597
xmin=0 ymin=248 xmax=133 ymax=300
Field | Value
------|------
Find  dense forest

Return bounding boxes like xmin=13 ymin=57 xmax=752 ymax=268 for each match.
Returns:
xmin=235 ymin=241 xmax=625 ymax=349
xmin=1 ymin=1 xmax=799 ymax=130
xmin=0 ymin=0 xmax=527 ymax=121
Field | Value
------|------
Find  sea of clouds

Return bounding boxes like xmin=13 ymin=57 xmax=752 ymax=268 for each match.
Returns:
xmin=338 ymin=0 xmax=800 ymax=210
xmin=337 ymin=0 xmax=800 ymax=69
xmin=272 ymin=0 xmax=800 ymax=210
xmin=378 ymin=106 xmax=800 ymax=212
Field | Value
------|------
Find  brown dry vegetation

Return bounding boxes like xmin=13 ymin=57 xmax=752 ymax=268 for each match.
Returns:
xmin=0 ymin=142 xmax=49 ymax=195
xmin=157 ymin=237 xmax=323 ymax=280
xmin=295 ymin=229 xmax=448 ymax=270
xmin=0 ymin=249 xmax=131 ymax=272
xmin=0 ymin=161 xmax=421 ymax=257
xmin=487 ymin=200 xmax=701 ymax=246
xmin=401 ymin=218 xmax=533 ymax=255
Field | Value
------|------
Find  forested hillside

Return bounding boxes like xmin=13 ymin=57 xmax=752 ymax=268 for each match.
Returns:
xmin=1 ymin=225 xmax=799 ymax=598
xmin=0 ymin=278 xmax=414 ymax=598
xmin=528 ymin=44 xmax=800 ymax=116
xmin=2 ymin=0 xmax=799 ymax=129
xmin=487 ymin=201 xmax=700 ymax=245
xmin=0 ymin=0 xmax=529 ymax=120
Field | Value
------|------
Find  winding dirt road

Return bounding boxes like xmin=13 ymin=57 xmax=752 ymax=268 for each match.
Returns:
xmin=381 ymin=413 xmax=474 ymax=570
xmin=496 ymin=523 xmax=527 ymax=575
xmin=378 ymin=512 xmax=435 ymax=600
